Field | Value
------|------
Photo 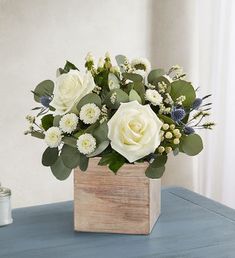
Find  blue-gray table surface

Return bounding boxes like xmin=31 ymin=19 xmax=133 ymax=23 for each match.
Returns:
xmin=0 ymin=187 xmax=235 ymax=258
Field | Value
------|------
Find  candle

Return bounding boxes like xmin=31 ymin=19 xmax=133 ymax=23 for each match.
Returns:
xmin=0 ymin=184 xmax=13 ymax=226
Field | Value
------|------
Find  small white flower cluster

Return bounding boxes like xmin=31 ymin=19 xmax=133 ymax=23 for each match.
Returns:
xmin=159 ymin=104 xmax=171 ymax=115
xmin=146 ymin=83 xmax=155 ymax=89
xmin=97 ymin=57 xmax=104 ymax=69
xmin=158 ymin=81 xmax=167 ymax=93
xmin=145 ymin=89 xmax=162 ymax=106
xmin=100 ymin=105 xmax=108 ymax=124
xmin=26 ymin=115 xmax=35 ymax=124
xmin=175 ymin=95 xmax=186 ymax=105
xmin=80 ymin=103 xmax=101 ymax=124
xmin=59 ymin=113 xmax=78 ymax=134
xmin=24 ymin=115 xmax=36 ymax=135
xmin=131 ymin=58 xmax=151 ymax=73
xmin=77 ymin=133 xmax=96 ymax=155
xmin=110 ymin=66 xmax=120 ymax=74
xmin=110 ymin=92 xmax=117 ymax=104
xmin=93 ymin=85 xmax=102 ymax=94
xmin=164 ymin=93 xmax=174 ymax=105
xmin=85 ymin=52 xmax=94 ymax=63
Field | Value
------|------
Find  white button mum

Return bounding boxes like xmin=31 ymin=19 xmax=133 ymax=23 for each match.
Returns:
xmin=50 ymin=70 xmax=96 ymax=116
xmin=145 ymin=89 xmax=163 ymax=106
xmin=77 ymin=133 xmax=96 ymax=155
xmin=59 ymin=113 xmax=78 ymax=134
xmin=131 ymin=58 xmax=151 ymax=73
xmin=107 ymin=101 xmax=163 ymax=163
xmin=80 ymin=103 xmax=101 ymax=124
xmin=44 ymin=127 xmax=62 ymax=148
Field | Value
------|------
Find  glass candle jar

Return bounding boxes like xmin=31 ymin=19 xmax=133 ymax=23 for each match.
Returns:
xmin=0 ymin=185 xmax=13 ymax=226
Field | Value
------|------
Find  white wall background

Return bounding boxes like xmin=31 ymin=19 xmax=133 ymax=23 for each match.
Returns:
xmin=1 ymin=0 xmax=234 ymax=209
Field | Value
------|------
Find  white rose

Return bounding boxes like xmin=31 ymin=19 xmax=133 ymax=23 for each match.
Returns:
xmin=107 ymin=101 xmax=163 ymax=162
xmin=50 ymin=70 xmax=96 ymax=115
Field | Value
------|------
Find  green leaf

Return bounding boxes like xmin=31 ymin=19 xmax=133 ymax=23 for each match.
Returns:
xmin=41 ymin=114 xmax=54 ymax=131
xmin=122 ymin=72 xmax=143 ymax=82
xmin=158 ymin=114 xmax=175 ymax=124
xmin=42 ymin=147 xmax=58 ymax=166
xmin=77 ymin=93 xmax=102 ymax=112
xmin=173 ymin=148 xmax=179 ymax=156
xmin=31 ymin=131 xmax=45 ymax=139
xmin=145 ymin=155 xmax=168 ymax=179
xmin=133 ymin=82 xmax=145 ymax=104
xmin=115 ymin=55 xmax=126 ymax=67
xmin=62 ymin=136 xmax=77 ymax=148
xmin=170 ymin=80 xmax=196 ymax=107
xmin=50 ymin=156 xmax=72 ymax=180
xmin=104 ymin=89 xmax=129 ymax=109
xmin=79 ymin=154 xmax=89 ymax=171
xmin=98 ymin=152 xmax=125 ymax=174
xmin=108 ymin=73 xmax=120 ymax=90
xmin=53 ymin=115 xmax=61 ymax=127
xmin=87 ymin=141 xmax=109 ymax=157
xmin=61 ymin=144 xmax=81 ymax=169
xmin=129 ymin=89 xmax=142 ymax=104
xmin=59 ymin=61 xmax=79 ymax=74
xmin=145 ymin=166 xmax=165 ymax=179
xmin=33 ymin=80 xmax=54 ymax=102
xmin=180 ymin=134 xmax=203 ymax=156
xmin=147 ymin=69 xmax=165 ymax=84
xmin=92 ymin=122 xmax=108 ymax=143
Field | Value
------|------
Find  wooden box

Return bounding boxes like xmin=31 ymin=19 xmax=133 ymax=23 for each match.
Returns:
xmin=74 ymin=158 xmax=161 ymax=234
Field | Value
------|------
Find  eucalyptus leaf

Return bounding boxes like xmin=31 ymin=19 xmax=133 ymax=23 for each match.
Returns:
xmin=50 ymin=156 xmax=72 ymax=180
xmin=42 ymin=147 xmax=58 ymax=166
xmin=33 ymin=80 xmax=54 ymax=102
xmin=147 ymin=69 xmax=165 ymax=84
xmin=115 ymin=55 xmax=126 ymax=67
xmin=92 ymin=122 xmax=108 ymax=143
xmin=53 ymin=115 xmax=61 ymax=127
xmin=158 ymin=114 xmax=175 ymax=124
xmin=41 ymin=114 xmax=54 ymax=131
xmin=79 ymin=154 xmax=89 ymax=171
xmin=133 ymin=82 xmax=145 ymax=103
xmin=145 ymin=165 xmax=165 ymax=179
xmin=180 ymin=134 xmax=203 ymax=156
xmin=104 ymin=89 xmax=129 ymax=109
xmin=122 ymin=72 xmax=143 ymax=82
xmin=129 ymin=89 xmax=142 ymax=104
xmin=170 ymin=80 xmax=196 ymax=107
xmin=108 ymin=73 xmax=120 ymax=90
xmin=62 ymin=136 xmax=77 ymax=148
xmin=61 ymin=144 xmax=81 ymax=169
xmin=87 ymin=141 xmax=109 ymax=157
xmin=77 ymin=93 xmax=102 ymax=112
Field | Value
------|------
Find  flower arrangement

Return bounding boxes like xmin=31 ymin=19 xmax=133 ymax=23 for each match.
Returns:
xmin=25 ymin=53 xmax=214 ymax=180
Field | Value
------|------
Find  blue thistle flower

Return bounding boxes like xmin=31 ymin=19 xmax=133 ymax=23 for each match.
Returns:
xmin=192 ymin=98 xmax=202 ymax=110
xmin=171 ymin=108 xmax=186 ymax=122
xmin=184 ymin=126 xmax=195 ymax=135
xmin=40 ymin=96 xmax=52 ymax=108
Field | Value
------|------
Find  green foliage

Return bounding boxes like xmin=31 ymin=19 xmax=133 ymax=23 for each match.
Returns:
xmin=41 ymin=114 xmax=54 ymax=131
xmin=31 ymin=131 xmax=44 ymax=139
xmin=59 ymin=61 xmax=79 ymax=74
xmin=87 ymin=140 xmax=109 ymax=157
xmin=53 ymin=115 xmax=61 ymax=127
xmin=129 ymin=89 xmax=142 ymax=104
xmin=79 ymin=154 xmax=89 ymax=171
xmin=42 ymin=147 xmax=58 ymax=166
xmin=77 ymin=93 xmax=102 ymax=112
xmin=145 ymin=155 xmax=168 ymax=179
xmin=122 ymin=72 xmax=143 ymax=82
xmin=94 ymin=70 xmax=109 ymax=88
xmin=61 ymin=144 xmax=81 ymax=169
xmin=104 ymin=89 xmax=129 ymax=109
xmin=147 ymin=69 xmax=165 ymax=84
xmin=115 ymin=55 xmax=126 ymax=70
xmin=92 ymin=122 xmax=108 ymax=143
xmin=32 ymin=80 xmax=54 ymax=102
xmin=158 ymin=114 xmax=175 ymax=124
xmin=133 ymin=82 xmax=145 ymax=104
xmin=62 ymin=136 xmax=77 ymax=148
xmin=180 ymin=134 xmax=203 ymax=156
xmin=98 ymin=152 xmax=126 ymax=173
xmin=50 ymin=156 xmax=72 ymax=180
xmin=108 ymin=73 xmax=120 ymax=90
xmin=170 ymin=80 xmax=196 ymax=107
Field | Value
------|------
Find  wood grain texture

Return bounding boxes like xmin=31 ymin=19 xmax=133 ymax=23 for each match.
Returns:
xmin=74 ymin=158 xmax=161 ymax=234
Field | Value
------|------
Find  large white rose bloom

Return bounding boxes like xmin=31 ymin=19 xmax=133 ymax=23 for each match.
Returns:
xmin=107 ymin=101 xmax=163 ymax=162
xmin=50 ymin=70 xmax=96 ymax=115
xmin=44 ymin=127 xmax=62 ymax=148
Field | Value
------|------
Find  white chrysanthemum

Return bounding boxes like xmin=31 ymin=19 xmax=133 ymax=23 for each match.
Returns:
xmin=131 ymin=58 xmax=151 ymax=73
xmin=59 ymin=113 xmax=78 ymax=133
xmin=77 ymin=133 xmax=96 ymax=155
xmin=145 ymin=89 xmax=163 ymax=106
xmin=44 ymin=127 xmax=62 ymax=148
xmin=80 ymin=103 xmax=101 ymax=124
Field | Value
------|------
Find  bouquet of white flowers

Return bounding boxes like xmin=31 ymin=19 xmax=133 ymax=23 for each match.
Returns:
xmin=25 ymin=53 xmax=214 ymax=180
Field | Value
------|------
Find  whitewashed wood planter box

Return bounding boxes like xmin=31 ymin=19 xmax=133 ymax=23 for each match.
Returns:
xmin=74 ymin=158 xmax=161 ymax=234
